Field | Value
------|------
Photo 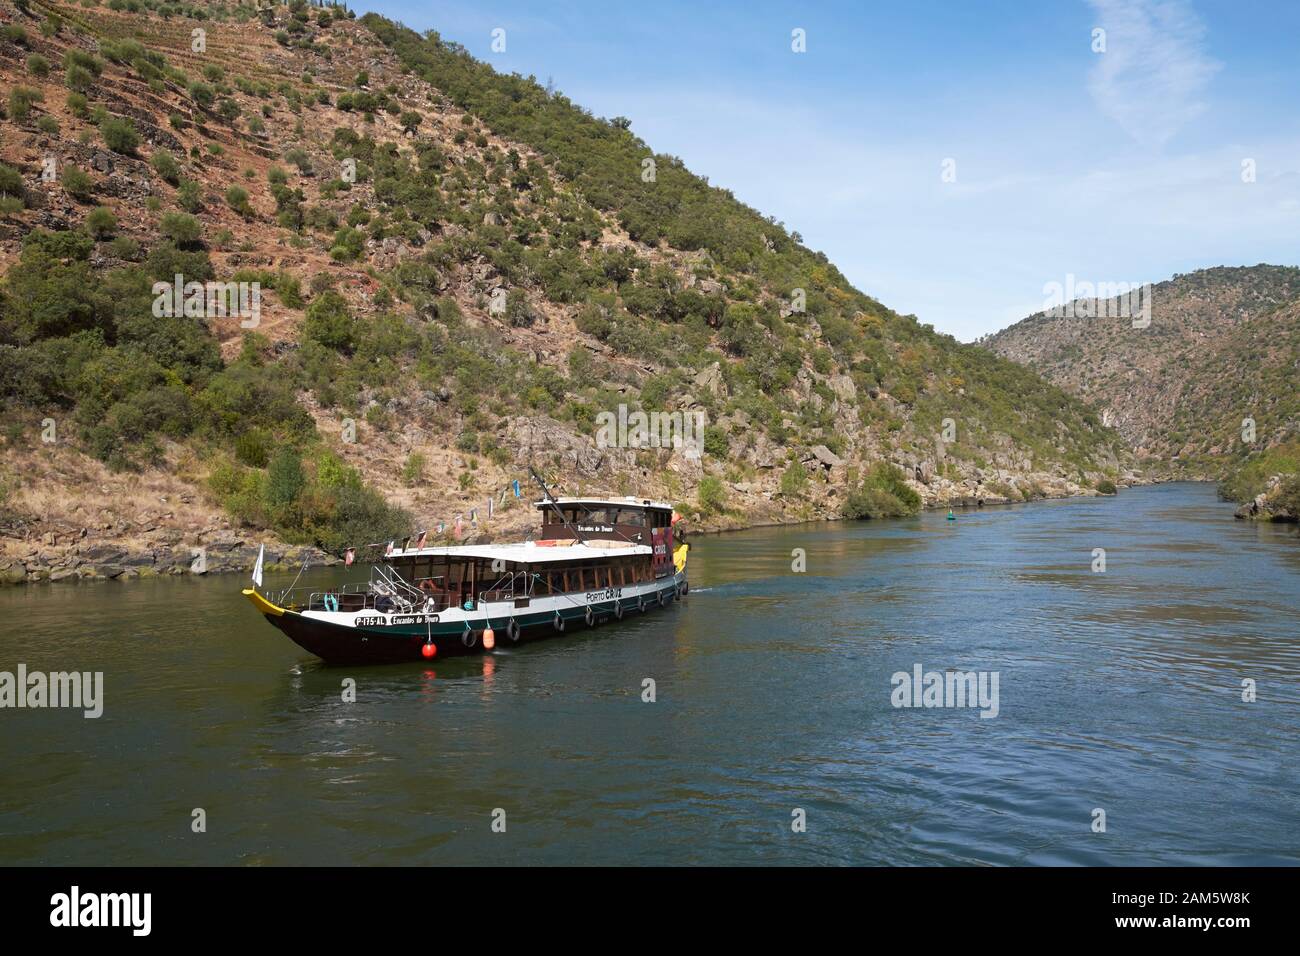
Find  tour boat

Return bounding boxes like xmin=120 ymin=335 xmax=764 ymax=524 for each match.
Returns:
xmin=243 ymin=496 xmax=689 ymax=665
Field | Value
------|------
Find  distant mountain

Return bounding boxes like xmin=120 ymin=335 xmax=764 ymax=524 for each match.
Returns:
xmin=983 ymin=266 xmax=1300 ymax=477
xmin=0 ymin=0 xmax=1130 ymax=581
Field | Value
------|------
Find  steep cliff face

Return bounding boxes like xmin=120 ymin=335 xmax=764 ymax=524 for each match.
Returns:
xmin=0 ymin=1 xmax=1129 ymax=582
xmin=983 ymin=266 xmax=1300 ymax=476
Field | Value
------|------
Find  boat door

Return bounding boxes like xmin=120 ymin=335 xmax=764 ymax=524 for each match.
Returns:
xmin=650 ymin=510 xmax=674 ymax=577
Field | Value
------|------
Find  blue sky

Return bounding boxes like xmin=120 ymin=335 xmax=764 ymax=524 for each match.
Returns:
xmin=364 ymin=0 xmax=1300 ymax=341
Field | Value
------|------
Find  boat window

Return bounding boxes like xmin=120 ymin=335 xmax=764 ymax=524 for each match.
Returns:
xmin=428 ymin=558 xmax=449 ymax=585
xmin=618 ymin=508 xmax=645 ymax=527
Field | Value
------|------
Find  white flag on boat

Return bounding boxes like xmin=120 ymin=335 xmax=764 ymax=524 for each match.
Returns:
xmin=252 ymin=543 xmax=265 ymax=588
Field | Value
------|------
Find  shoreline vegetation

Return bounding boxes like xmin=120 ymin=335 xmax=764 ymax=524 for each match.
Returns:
xmin=0 ymin=474 xmax=1144 ymax=587
xmin=1218 ymin=441 xmax=1300 ymax=523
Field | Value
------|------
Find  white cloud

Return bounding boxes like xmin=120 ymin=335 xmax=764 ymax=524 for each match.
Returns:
xmin=1087 ymin=0 xmax=1222 ymax=147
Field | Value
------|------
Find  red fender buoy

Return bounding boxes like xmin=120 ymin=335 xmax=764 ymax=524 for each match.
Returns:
xmin=421 ymin=642 xmax=437 ymax=659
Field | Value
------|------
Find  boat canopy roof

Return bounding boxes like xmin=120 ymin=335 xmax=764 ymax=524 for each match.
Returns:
xmin=386 ymin=541 xmax=652 ymax=564
xmin=533 ymin=496 xmax=673 ymax=512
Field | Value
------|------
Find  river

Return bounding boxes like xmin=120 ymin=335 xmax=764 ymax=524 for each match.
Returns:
xmin=1 ymin=482 xmax=1296 ymax=865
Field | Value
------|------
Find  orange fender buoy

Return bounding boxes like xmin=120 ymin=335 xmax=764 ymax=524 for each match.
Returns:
xmin=482 ymin=627 xmax=496 ymax=650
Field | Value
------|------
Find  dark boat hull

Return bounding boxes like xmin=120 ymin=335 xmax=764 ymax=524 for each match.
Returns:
xmin=263 ymin=579 xmax=687 ymax=666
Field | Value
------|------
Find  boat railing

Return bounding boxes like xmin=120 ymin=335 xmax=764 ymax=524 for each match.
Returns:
xmin=370 ymin=562 xmax=426 ymax=609
xmin=270 ymin=564 xmax=429 ymax=613
xmin=270 ymin=579 xmax=367 ymax=610
xmin=477 ymin=570 xmax=535 ymax=605
xmin=268 ymin=568 xmax=537 ymax=614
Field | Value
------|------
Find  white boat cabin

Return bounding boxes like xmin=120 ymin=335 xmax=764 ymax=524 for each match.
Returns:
xmin=375 ymin=498 xmax=680 ymax=612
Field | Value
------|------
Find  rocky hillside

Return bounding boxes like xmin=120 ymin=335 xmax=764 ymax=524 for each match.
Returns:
xmin=0 ymin=0 xmax=1130 ymax=583
xmin=982 ymin=266 xmax=1300 ymax=477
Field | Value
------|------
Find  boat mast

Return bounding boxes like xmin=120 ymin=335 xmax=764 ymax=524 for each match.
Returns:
xmin=528 ymin=467 xmax=588 ymax=545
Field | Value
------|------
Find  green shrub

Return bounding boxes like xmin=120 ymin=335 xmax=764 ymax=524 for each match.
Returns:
xmin=60 ymin=164 xmax=94 ymax=202
xmin=65 ymin=64 xmax=93 ymax=93
xmin=302 ymin=290 xmax=355 ymax=351
xmin=160 ymin=212 xmax=202 ymax=246
xmin=63 ymin=49 xmax=102 ymax=77
xmin=176 ymin=179 xmax=203 ymax=212
xmin=225 ymin=185 xmax=253 ymax=217
xmin=779 ymin=460 xmax=809 ymax=496
xmin=401 ymin=451 xmax=425 ymax=486
xmin=274 ymin=272 xmax=303 ymax=308
xmin=188 ymin=81 xmax=215 ymax=108
xmin=328 ymin=226 xmax=365 ymax=262
xmin=703 ymin=425 xmax=729 ymax=458
xmin=0 ymin=164 xmax=25 ymax=202
xmin=85 ymin=206 xmax=118 ymax=239
xmin=8 ymin=86 xmax=43 ymax=122
xmin=1096 ymin=479 xmax=1118 ymax=495
xmin=266 ymin=448 xmax=305 ymax=515
xmin=844 ymin=462 xmax=921 ymax=519
xmin=697 ymin=475 xmax=727 ymax=515
xmin=100 ymin=116 xmax=140 ymax=154
xmin=234 ymin=429 xmax=271 ymax=468
xmin=26 ymin=54 xmax=50 ymax=78
xmin=284 ymin=148 xmax=312 ymax=173
xmin=106 ymin=235 xmax=141 ymax=260
xmin=150 ymin=149 xmax=181 ymax=185
xmin=504 ymin=289 xmax=535 ymax=327
xmin=66 ymin=92 xmax=90 ymax=119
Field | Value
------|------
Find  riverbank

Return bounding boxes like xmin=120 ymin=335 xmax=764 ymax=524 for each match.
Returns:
xmin=0 ymin=468 xmax=1153 ymax=586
